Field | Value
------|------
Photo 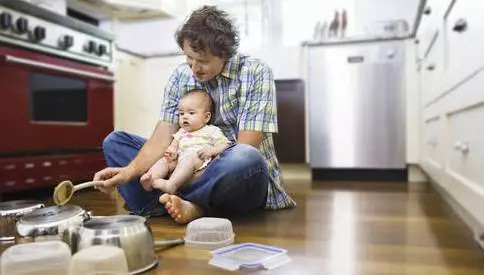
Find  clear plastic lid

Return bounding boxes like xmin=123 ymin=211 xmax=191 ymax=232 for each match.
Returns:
xmin=0 ymin=241 xmax=71 ymax=275
xmin=70 ymin=245 xmax=129 ymax=275
xmin=184 ymin=217 xmax=235 ymax=250
xmin=209 ymin=243 xmax=291 ymax=271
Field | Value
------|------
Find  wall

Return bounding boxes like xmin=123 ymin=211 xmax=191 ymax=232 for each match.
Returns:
xmin=353 ymin=0 xmax=420 ymax=35
xmin=110 ymin=18 xmax=182 ymax=55
xmin=107 ymin=0 xmax=421 ymax=79
xmin=114 ymin=50 xmax=185 ymax=137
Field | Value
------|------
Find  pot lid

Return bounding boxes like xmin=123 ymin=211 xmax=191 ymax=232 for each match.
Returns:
xmin=0 ymin=200 xmax=44 ymax=216
xmin=83 ymin=215 xmax=145 ymax=230
xmin=19 ymin=205 xmax=85 ymax=225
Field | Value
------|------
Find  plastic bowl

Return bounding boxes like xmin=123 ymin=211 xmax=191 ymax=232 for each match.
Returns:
xmin=0 ymin=241 xmax=71 ymax=275
xmin=70 ymin=245 xmax=129 ymax=275
xmin=184 ymin=217 xmax=235 ymax=250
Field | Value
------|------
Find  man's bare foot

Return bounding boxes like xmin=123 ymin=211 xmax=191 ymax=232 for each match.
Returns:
xmin=152 ymin=179 xmax=178 ymax=194
xmin=140 ymin=173 xmax=153 ymax=191
xmin=159 ymin=194 xmax=203 ymax=224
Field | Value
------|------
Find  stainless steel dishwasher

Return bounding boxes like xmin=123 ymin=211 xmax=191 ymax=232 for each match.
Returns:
xmin=306 ymin=39 xmax=406 ymax=180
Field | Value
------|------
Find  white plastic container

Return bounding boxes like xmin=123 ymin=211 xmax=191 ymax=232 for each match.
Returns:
xmin=209 ymin=243 xmax=291 ymax=271
xmin=69 ymin=245 xmax=129 ymax=275
xmin=0 ymin=241 xmax=71 ymax=275
xmin=184 ymin=217 xmax=234 ymax=250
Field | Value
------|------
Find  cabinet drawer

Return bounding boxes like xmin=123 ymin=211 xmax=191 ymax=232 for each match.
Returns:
xmin=417 ymin=24 xmax=439 ymax=60
xmin=446 ymin=0 xmax=484 ymax=89
xmin=445 ymin=102 xmax=484 ymax=195
xmin=421 ymin=33 xmax=444 ymax=105
xmin=426 ymin=0 xmax=455 ymax=19
xmin=422 ymin=116 xmax=444 ymax=176
xmin=416 ymin=0 xmax=446 ymax=58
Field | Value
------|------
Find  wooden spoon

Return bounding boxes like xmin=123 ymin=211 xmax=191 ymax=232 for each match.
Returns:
xmin=53 ymin=180 xmax=104 ymax=205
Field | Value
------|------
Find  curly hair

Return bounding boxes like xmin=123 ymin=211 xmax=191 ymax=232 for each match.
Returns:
xmin=175 ymin=6 xmax=239 ymax=59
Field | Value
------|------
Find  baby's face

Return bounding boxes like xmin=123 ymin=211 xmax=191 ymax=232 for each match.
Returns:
xmin=178 ymin=94 xmax=211 ymax=132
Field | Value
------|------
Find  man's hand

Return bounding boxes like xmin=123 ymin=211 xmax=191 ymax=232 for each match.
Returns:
xmin=197 ymin=147 xmax=217 ymax=160
xmin=93 ymin=166 xmax=136 ymax=194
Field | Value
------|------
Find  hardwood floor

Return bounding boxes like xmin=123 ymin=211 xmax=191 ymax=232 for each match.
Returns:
xmin=2 ymin=164 xmax=484 ymax=274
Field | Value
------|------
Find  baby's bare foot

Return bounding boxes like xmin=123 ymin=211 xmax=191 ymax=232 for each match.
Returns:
xmin=140 ymin=173 xmax=153 ymax=191
xmin=159 ymin=194 xmax=203 ymax=224
xmin=152 ymin=179 xmax=177 ymax=194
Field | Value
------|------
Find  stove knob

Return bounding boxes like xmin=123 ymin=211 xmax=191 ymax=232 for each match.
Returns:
xmin=32 ymin=26 xmax=46 ymax=42
xmin=97 ymin=44 xmax=107 ymax=56
xmin=59 ymin=35 xmax=74 ymax=49
xmin=0 ymin=12 xmax=12 ymax=29
xmin=15 ymin=17 xmax=28 ymax=34
xmin=84 ymin=40 xmax=96 ymax=53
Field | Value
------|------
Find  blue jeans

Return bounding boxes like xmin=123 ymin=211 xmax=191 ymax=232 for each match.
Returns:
xmin=102 ymin=131 xmax=269 ymax=217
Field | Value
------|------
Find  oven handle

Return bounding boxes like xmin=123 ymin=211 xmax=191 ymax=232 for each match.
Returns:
xmin=3 ymin=55 xmax=115 ymax=82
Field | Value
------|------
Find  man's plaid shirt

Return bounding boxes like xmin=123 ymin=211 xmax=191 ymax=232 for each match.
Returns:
xmin=160 ymin=54 xmax=296 ymax=209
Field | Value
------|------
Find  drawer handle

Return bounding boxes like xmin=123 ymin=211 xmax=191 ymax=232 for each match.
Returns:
xmin=453 ymin=18 xmax=468 ymax=32
xmin=423 ymin=6 xmax=431 ymax=15
xmin=454 ymin=141 xmax=470 ymax=154
xmin=426 ymin=63 xmax=436 ymax=71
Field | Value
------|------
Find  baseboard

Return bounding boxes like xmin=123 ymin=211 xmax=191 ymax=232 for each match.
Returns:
xmin=311 ymin=168 xmax=408 ymax=181
xmin=407 ymin=164 xmax=428 ymax=182
xmin=426 ymin=173 xmax=484 ymax=250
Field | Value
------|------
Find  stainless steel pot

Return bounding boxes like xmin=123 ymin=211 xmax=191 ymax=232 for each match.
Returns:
xmin=0 ymin=200 xmax=44 ymax=242
xmin=77 ymin=215 xmax=158 ymax=274
xmin=16 ymin=205 xmax=90 ymax=252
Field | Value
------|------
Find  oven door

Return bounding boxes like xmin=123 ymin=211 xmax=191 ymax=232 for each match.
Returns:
xmin=0 ymin=45 xmax=114 ymax=155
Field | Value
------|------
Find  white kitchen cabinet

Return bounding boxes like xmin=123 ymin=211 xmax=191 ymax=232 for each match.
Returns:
xmin=417 ymin=0 xmax=484 ymax=241
xmin=445 ymin=0 xmax=484 ymax=90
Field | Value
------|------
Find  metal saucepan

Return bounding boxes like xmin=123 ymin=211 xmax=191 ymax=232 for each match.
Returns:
xmin=0 ymin=200 xmax=44 ymax=242
xmin=16 ymin=204 xmax=90 ymax=252
xmin=76 ymin=215 xmax=184 ymax=274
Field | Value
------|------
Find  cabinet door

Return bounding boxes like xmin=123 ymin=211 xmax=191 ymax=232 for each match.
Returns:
xmin=421 ymin=115 xmax=444 ymax=181
xmin=421 ymin=35 xmax=445 ymax=106
xmin=446 ymin=104 xmax=484 ymax=194
xmin=444 ymin=96 xmax=484 ymax=226
xmin=273 ymin=80 xmax=305 ymax=163
xmin=421 ymin=32 xmax=444 ymax=105
xmin=445 ymin=0 xmax=484 ymax=90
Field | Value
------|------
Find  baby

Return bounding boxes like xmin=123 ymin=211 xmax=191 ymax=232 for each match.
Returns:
xmin=140 ymin=89 xmax=231 ymax=194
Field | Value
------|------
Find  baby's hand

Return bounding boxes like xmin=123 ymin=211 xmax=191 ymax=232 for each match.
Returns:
xmin=197 ymin=147 xmax=216 ymax=160
xmin=140 ymin=172 xmax=153 ymax=191
xmin=164 ymin=148 xmax=177 ymax=161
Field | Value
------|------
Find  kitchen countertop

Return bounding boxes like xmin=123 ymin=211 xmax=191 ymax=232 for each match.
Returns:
xmin=302 ymin=35 xmax=409 ymax=46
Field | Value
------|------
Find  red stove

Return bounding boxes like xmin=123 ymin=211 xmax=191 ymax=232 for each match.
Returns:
xmin=0 ymin=1 xmax=114 ymax=193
